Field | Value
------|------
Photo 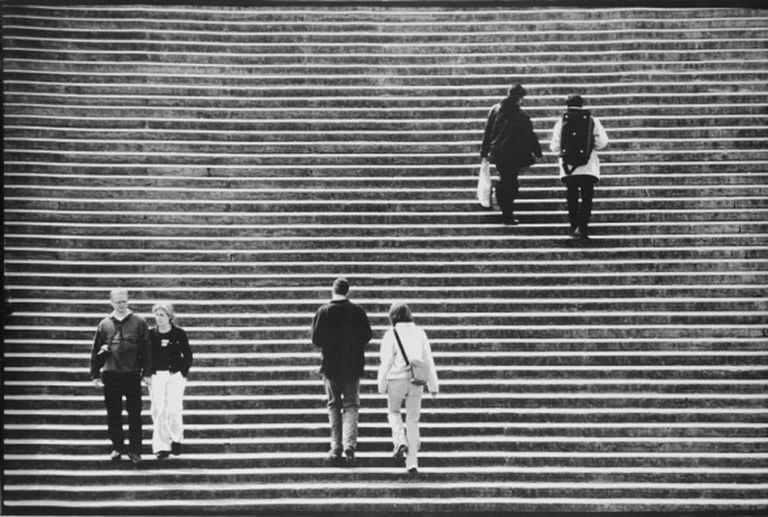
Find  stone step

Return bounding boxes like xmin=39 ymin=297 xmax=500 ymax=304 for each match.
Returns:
xmin=5 ymin=116 xmax=768 ymax=133
xmin=5 ymin=85 xmax=767 ymax=104
xmin=3 ymin=124 xmax=762 ymax=142
xmin=7 ymin=336 xmax=766 ymax=353
xmin=8 ymin=183 xmax=766 ymax=199
xmin=5 ymin=35 xmax=767 ymax=55
xmin=8 ymin=419 xmax=768 ymax=439
xmin=5 ymin=161 xmax=766 ymax=178
xmin=5 ymin=466 xmax=768 ymax=489
xmin=7 ymin=223 xmax=768 ymax=241
xmin=6 ymin=102 xmax=767 ymax=120
xmin=8 ymin=436 xmax=768 ymax=456
xmin=6 ymin=325 xmax=761 ymax=341
xmin=6 ymin=172 xmax=768 ymax=189
xmin=5 ymin=200 xmax=768 ymax=217
xmin=8 ymin=378 xmax=768 ymax=397
xmin=5 ymin=450 xmax=768 ymax=470
xmin=6 ymin=151 xmax=767 ymax=167
xmin=7 ymin=348 xmax=768 ymax=366
xmin=7 ymin=407 xmax=767 ymax=426
xmin=3 ymin=5 xmax=762 ymax=19
xmin=6 ymin=246 xmax=766 ymax=264
xmin=6 ymin=128 xmax=768 ymax=145
xmin=7 ymin=209 xmax=768 ymax=227
xmin=4 ymin=10 xmax=765 ymax=29
xmin=7 ymin=260 xmax=765 ymax=278
xmin=7 ymin=362 xmax=768 ymax=382
xmin=7 ymin=289 xmax=767 ymax=306
xmin=8 ymin=59 xmax=768 ymax=78
xmin=6 ymin=235 xmax=766 ymax=254
xmin=7 ymin=70 xmax=768 ymax=88
xmin=7 ymin=296 xmax=768 ymax=317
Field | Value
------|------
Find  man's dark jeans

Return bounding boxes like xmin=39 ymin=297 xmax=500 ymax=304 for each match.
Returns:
xmin=102 ymin=370 xmax=143 ymax=453
xmin=323 ymin=375 xmax=360 ymax=455
xmin=563 ymin=175 xmax=598 ymax=233
xmin=496 ymin=165 xmax=528 ymax=222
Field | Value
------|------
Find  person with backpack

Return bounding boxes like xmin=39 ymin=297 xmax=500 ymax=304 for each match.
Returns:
xmin=480 ymin=83 xmax=543 ymax=225
xmin=549 ymin=94 xmax=609 ymax=240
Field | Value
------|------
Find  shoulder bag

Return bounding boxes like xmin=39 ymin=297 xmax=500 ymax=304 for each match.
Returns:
xmin=393 ymin=329 xmax=429 ymax=386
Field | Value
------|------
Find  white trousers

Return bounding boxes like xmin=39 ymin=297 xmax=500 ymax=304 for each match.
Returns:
xmin=149 ymin=370 xmax=186 ymax=453
xmin=386 ymin=378 xmax=423 ymax=470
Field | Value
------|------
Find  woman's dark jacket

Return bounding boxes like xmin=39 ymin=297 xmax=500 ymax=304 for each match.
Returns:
xmin=148 ymin=325 xmax=193 ymax=377
xmin=481 ymin=97 xmax=542 ymax=169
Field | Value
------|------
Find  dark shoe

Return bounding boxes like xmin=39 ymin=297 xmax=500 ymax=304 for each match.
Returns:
xmin=171 ymin=442 xmax=182 ymax=456
xmin=502 ymin=216 xmax=520 ymax=226
xmin=393 ymin=444 xmax=408 ymax=467
xmin=327 ymin=451 xmax=343 ymax=466
xmin=109 ymin=450 xmax=122 ymax=461
xmin=127 ymin=452 xmax=142 ymax=464
xmin=155 ymin=451 xmax=170 ymax=460
xmin=407 ymin=467 xmax=419 ymax=478
xmin=344 ymin=449 xmax=356 ymax=467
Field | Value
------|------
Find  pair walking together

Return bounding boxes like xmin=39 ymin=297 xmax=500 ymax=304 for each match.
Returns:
xmin=310 ymin=277 xmax=439 ymax=477
xmin=480 ymin=83 xmax=609 ymax=240
xmin=90 ymin=289 xmax=192 ymax=463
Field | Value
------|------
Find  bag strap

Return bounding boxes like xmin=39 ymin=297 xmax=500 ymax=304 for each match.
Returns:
xmin=393 ymin=329 xmax=410 ymax=366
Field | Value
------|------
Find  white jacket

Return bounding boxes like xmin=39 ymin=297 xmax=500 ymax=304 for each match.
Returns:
xmin=549 ymin=114 xmax=609 ymax=181
xmin=377 ymin=322 xmax=439 ymax=394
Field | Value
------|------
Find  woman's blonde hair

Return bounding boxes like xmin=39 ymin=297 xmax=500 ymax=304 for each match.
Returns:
xmin=152 ymin=301 xmax=175 ymax=322
xmin=388 ymin=301 xmax=413 ymax=325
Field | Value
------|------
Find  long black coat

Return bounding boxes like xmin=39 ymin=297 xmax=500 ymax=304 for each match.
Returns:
xmin=481 ymin=97 xmax=542 ymax=169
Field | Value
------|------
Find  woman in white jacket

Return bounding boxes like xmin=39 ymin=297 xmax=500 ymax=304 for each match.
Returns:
xmin=377 ymin=302 xmax=439 ymax=477
xmin=549 ymin=94 xmax=609 ymax=240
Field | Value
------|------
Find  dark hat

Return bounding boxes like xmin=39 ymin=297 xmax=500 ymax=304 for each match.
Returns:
xmin=508 ymin=83 xmax=527 ymax=100
xmin=566 ymin=94 xmax=584 ymax=107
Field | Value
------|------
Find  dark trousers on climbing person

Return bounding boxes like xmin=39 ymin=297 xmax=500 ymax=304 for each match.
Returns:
xmin=563 ymin=175 xmax=597 ymax=237
xmin=496 ymin=165 xmax=527 ymax=224
xmin=102 ymin=371 xmax=143 ymax=454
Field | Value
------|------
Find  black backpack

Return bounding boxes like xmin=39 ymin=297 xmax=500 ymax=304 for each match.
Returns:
xmin=559 ymin=109 xmax=594 ymax=175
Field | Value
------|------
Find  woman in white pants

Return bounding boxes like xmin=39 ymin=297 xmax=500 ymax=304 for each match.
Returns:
xmin=377 ymin=302 xmax=439 ymax=477
xmin=147 ymin=302 xmax=193 ymax=459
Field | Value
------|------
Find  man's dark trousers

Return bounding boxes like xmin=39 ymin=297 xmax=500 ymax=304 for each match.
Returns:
xmin=564 ymin=175 xmax=597 ymax=233
xmin=495 ymin=164 xmax=524 ymax=222
xmin=102 ymin=371 xmax=143 ymax=453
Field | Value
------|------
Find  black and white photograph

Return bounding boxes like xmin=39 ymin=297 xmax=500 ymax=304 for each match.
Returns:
xmin=2 ymin=0 xmax=767 ymax=515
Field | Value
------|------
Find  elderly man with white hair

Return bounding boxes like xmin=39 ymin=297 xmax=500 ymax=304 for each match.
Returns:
xmin=90 ymin=288 xmax=151 ymax=464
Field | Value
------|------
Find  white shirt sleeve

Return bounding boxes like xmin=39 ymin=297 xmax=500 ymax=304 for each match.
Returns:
xmin=377 ymin=330 xmax=394 ymax=394
xmin=421 ymin=330 xmax=439 ymax=394
xmin=549 ymin=119 xmax=563 ymax=153
xmin=592 ymin=117 xmax=609 ymax=150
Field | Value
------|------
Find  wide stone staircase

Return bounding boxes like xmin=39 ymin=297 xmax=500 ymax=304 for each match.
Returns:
xmin=3 ymin=3 xmax=767 ymax=515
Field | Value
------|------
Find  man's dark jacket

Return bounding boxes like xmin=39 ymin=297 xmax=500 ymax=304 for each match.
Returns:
xmin=481 ymin=97 xmax=542 ymax=169
xmin=90 ymin=312 xmax=151 ymax=379
xmin=310 ymin=298 xmax=372 ymax=381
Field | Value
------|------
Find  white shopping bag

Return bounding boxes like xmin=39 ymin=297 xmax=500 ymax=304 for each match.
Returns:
xmin=476 ymin=159 xmax=492 ymax=208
